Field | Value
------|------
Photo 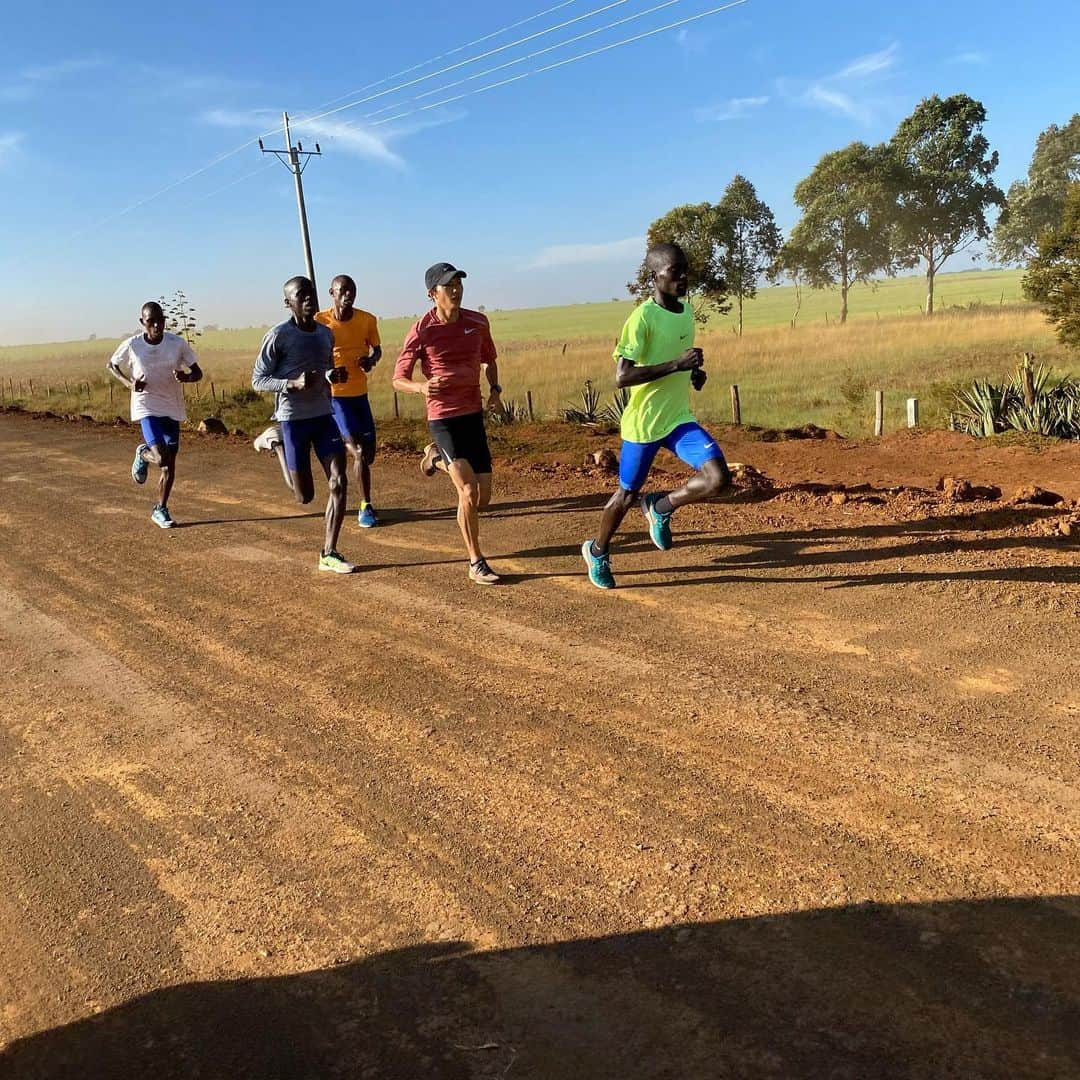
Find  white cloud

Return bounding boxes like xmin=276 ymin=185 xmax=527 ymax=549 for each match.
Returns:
xmin=950 ymin=50 xmax=990 ymax=65
xmin=832 ymin=44 xmax=899 ymax=81
xmin=522 ymin=236 xmax=642 ymax=271
xmin=804 ymin=85 xmax=868 ymax=123
xmin=203 ymin=106 xmax=464 ymax=169
xmin=696 ymin=95 xmax=769 ymax=123
xmin=0 ymin=55 xmax=103 ymax=102
xmin=0 ymin=132 xmax=24 ymax=166
xmin=21 ymin=57 xmax=103 ymax=81
xmin=783 ymin=43 xmax=900 ymax=126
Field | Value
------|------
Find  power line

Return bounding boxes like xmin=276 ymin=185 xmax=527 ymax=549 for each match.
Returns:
xmin=73 ymin=0 xmax=749 ymax=235
xmin=73 ymin=1 xmax=609 ymax=236
xmin=292 ymin=0 xmax=635 ymax=129
xmin=361 ymin=0 xmax=684 ymax=120
xmin=313 ymin=1 xmax=581 ymax=111
xmin=363 ymin=1 xmax=748 ymax=131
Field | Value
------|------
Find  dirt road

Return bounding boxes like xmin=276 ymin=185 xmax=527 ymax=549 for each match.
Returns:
xmin=1 ymin=412 xmax=1078 ymax=1079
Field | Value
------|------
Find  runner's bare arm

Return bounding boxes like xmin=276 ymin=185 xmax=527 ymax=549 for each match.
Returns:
xmin=615 ymin=349 xmax=703 ymax=389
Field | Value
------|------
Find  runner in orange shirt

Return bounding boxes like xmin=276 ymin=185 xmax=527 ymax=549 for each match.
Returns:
xmin=315 ymin=275 xmax=383 ymax=528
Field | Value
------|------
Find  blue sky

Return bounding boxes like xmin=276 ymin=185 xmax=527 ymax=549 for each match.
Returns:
xmin=2 ymin=0 xmax=1078 ymax=344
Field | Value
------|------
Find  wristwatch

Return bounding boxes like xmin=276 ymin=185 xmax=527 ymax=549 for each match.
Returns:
xmin=489 ymin=383 xmax=503 ymax=394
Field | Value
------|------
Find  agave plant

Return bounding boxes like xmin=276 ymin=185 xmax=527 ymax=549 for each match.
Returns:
xmin=953 ymin=360 xmax=1080 ymax=438
xmin=600 ymin=387 xmax=630 ymax=426
xmin=952 ymin=379 xmax=1016 ymax=437
xmin=489 ymin=398 xmax=528 ymax=425
xmin=562 ymin=379 xmax=604 ymax=425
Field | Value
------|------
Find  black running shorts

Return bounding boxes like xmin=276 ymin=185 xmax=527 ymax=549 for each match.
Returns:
xmin=427 ymin=410 xmax=492 ymax=475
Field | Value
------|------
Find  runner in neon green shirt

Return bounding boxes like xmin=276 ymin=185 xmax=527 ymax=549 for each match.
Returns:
xmin=581 ymin=242 xmax=731 ymax=589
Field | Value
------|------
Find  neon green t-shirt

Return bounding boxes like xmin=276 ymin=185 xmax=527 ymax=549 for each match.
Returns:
xmin=615 ymin=299 xmax=696 ymax=443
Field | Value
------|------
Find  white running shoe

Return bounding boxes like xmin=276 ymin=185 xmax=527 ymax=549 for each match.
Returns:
xmin=254 ymin=423 xmax=282 ymax=452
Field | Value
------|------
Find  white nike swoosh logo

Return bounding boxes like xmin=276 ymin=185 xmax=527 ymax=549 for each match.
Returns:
xmin=464 ymin=328 xmax=476 ymax=335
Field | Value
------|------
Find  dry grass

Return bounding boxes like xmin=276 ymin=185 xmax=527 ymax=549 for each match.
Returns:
xmin=1 ymin=280 xmax=1071 ymax=436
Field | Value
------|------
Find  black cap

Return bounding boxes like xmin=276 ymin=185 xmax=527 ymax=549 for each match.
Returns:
xmin=425 ymin=262 xmax=467 ymax=291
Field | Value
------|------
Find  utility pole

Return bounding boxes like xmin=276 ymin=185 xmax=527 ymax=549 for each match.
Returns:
xmin=259 ymin=112 xmax=322 ymax=292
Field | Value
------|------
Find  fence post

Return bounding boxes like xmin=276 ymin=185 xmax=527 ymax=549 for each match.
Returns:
xmin=109 ymin=382 xmax=114 ymax=405
xmin=874 ymin=390 xmax=884 ymax=436
xmin=906 ymin=397 xmax=919 ymax=428
xmin=561 ymin=343 xmax=568 ymax=356
xmin=393 ymin=391 xmax=400 ymax=419
xmin=730 ymin=384 xmax=741 ymax=425
xmin=28 ymin=378 xmax=34 ymax=396
xmin=1021 ymin=352 xmax=1036 ymax=407
xmin=526 ymin=390 xmax=534 ymax=421
xmin=210 ymin=381 xmax=217 ymax=403
xmin=64 ymin=379 xmax=70 ymax=395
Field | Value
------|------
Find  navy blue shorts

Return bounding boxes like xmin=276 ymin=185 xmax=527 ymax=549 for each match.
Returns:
xmin=330 ymin=394 xmax=376 ymax=444
xmin=619 ymin=421 xmax=725 ymax=492
xmin=140 ymin=416 xmax=181 ymax=452
xmin=281 ymin=414 xmax=344 ymax=472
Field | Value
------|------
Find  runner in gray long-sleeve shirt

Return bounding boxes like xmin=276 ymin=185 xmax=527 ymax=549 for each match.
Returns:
xmin=251 ymin=275 xmax=356 ymax=574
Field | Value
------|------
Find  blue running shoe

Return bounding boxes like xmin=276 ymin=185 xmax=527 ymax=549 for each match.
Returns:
xmin=151 ymin=505 xmax=176 ymax=529
xmin=357 ymin=504 xmax=378 ymax=528
xmin=581 ymin=540 xmax=615 ymax=589
xmin=641 ymin=493 xmax=673 ymax=551
xmin=131 ymin=443 xmax=149 ymax=485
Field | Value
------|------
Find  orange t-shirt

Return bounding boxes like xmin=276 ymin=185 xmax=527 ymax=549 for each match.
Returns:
xmin=315 ymin=307 xmax=380 ymax=397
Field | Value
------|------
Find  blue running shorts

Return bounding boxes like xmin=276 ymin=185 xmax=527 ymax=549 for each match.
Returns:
xmin=330 ymin=394 xmax=376 ymax=444
xmin=281 ymin=414 xmax=344 ymax=472
xmin=140 ymin=416 xmax=181 ymax=452
xmin=619 ymin=421 xmax=725 ymax=492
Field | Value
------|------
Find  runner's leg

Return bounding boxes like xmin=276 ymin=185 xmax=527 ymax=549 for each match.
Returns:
xmin=656 ymin=424 xmax=730 ymax=510
xmin=447 ymin=459 xmax=483 ymax=563
xmin=593 ymin=438 xmax=658 ymax=553
xmin=318 ymin=449 xmax=348 ymax=554
xmin=359 ymin=440 xmax=375 ymax=504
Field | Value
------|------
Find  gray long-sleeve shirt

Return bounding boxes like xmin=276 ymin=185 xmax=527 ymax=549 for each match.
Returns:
xmin=252 ymin=318 xmax=335 ymax=421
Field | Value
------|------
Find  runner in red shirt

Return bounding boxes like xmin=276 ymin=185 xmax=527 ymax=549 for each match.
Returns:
xmin=393 ymin=262 xmax=504 ymax=585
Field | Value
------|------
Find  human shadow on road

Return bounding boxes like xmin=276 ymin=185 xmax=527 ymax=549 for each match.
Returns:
xmin=3 ymin=896 xmax=1078 ymax=1079
xmin=487 ymin=492 xmax=610 ymax=518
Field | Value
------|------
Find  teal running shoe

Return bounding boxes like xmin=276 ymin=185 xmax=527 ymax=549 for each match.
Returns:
xmin=151 ymin=505 xmax=176 ymax=529
xmin=581 ymin=540 xmax=615 ymax=589
xmin=641 ymin=493 xmax=673 ymax=551
xmin=131 ymin=443 xmax=149 ymax=484
xmin=357 ymin=504 xmax=378 ymax=528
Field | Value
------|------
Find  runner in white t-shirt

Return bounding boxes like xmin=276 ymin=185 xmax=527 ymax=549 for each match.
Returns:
xmin=106 ymin=301 xmax=203 ymax=528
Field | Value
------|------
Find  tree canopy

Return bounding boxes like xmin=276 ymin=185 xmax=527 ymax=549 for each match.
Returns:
xmin=715 ymin=175 xmax=781 ymax=336
xmin=992 ymin=114 xmax=1080 ymax=264
xmin=786 ymin=141 xmax=894 ymax=323
xmin=629 ymin=201 xmax=730 ymax=325
xmin=889 ymin=94 xmax=1005 ymax=316
xmin=1023 ymin=182 xmax=1080 ymax=348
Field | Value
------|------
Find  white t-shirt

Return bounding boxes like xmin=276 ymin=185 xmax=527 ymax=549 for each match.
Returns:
xmin=108 ymin=332 xmax=197 ymax=422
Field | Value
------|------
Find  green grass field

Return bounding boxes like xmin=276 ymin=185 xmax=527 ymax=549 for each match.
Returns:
xmin=2 ymin=267 xmax=1070 ymax=436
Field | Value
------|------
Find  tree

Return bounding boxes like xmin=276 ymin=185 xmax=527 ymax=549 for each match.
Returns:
xmin=1023 ymin=183 xmax=1080 ymax=348
xmin=787 ymin=142 xmax=894 ymax=324
xmin=992 ymin=114 xmax=1080 ymax=264
xmin=715 ymin=175 xmax=781 ymax=336
xmin=629 ymin=201 xmax=731 ymax=325
xmin=770 ymin=239 xmax=819 ymax=329
xmin=889 ymin=94 xmax=1005 ymax=316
